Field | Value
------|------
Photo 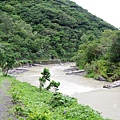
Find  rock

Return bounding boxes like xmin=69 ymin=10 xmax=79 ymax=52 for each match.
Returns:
xmin=95 ymin=75 xmax=106 ymax=81
xmin=64 ymin=67 xmax=79 ymax=72
xmin=64 ymin=65 xmax=86 ymax=76
xmin=66 ymin=70 xmax=85 ymax=76
xmin=8 ymin=68 xmax=29 ymax=75
xmin=63 ymin=110 xmax=67 ymax=114
xmin=103 ymin=80 xmax=120 ymax=88
xmin=32 ymin=63 xmax=40 ymax=66
xmin=8 ymin=69 xmax=16 ymax=74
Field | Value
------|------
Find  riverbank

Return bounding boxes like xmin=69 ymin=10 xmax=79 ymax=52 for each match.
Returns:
xmin=8 ymin=75 xmax=107 ymax=120
xmin=15 ymin=62 xmax=120 ymax=120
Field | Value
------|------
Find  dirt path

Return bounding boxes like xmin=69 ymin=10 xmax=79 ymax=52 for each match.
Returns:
xmin=15 ymin=63 xmax=120 ymax=120
xmin=0 ymin=80 xmax=16 ymax=120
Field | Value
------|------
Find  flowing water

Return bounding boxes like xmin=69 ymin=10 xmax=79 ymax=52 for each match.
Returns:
xmin=16 ymin=63 xmax=120 ymax=120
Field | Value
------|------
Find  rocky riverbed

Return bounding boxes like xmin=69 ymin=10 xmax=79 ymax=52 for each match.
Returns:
xmin=15 ymin=62 xmax=120 ymax=120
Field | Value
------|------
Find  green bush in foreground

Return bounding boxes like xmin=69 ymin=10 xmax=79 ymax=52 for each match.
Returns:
xmin=6 ymin=76 xmax=111 ymax=120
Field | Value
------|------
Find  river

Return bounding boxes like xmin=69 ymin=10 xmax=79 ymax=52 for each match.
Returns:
xmin=15 ymin=63 xmax=120 ymax=120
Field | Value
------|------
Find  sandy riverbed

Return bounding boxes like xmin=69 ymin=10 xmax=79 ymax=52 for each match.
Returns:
xmin=15 ymin=63 xmax=120 ymax=120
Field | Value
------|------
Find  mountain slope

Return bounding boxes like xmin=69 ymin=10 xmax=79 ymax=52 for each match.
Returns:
xmin=0 ymin=0 xmax=117 ymax=61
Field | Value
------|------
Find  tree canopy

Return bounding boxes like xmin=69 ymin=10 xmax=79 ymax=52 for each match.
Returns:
xmin=0 ymin=0 xmax=117 ymax=62
xmin=0 ymin=0 xmax=119 ymax=76
xmin=73 ymin=30 xmax=120 ymax=81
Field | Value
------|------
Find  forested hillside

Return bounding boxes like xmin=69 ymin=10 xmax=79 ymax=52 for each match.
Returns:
xmin=72 ymin=30 xmax=120 ymax=81
xmin=0 ymin=0 xmax=117 ymax=63
xmin=0 ymin=1 xmax=119 ymax=118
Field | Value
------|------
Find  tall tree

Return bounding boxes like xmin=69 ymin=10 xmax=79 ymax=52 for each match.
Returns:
xmin=109 ymin=31 xmax=120 ymax=62
xmin=0 ymin=45 xmax=15 ymax=75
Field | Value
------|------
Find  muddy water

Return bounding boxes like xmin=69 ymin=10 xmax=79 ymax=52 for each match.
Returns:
xmin=16 ymin=63 xmax=120 ymax=120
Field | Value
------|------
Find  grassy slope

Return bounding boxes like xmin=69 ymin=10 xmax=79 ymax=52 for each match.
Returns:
xmin=0 ymin=76 xmax=110 ymax=120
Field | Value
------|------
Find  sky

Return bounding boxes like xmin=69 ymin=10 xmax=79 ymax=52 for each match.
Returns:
xmin=71 ymin=0 xmax=120 ymax=28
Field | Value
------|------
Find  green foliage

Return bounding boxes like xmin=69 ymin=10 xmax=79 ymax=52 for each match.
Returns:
xmin=72 ymin=49 xmax=87 ymax=69
xmin=10 ymin=77 xmax=53 ymax=119
xmin=84 ymin=60 xmax=109 ymax=79
xmin=84 ymin=62 xmax=97 ymax=78
xmin=95 ymin=60 xmax=109 ymax=79
xmin=0 ymin=0 xmax=119 ymax=81
xmin=8 ymin=76 xmax=108 ymax=120
xmin=64 ymin=104 xmax=108 ymax=120
xmin=41 ymin=68 xmax=51 ymax=81
xmin=39 ymin=68 xmax=60 ymax=91
xmin=46 ymin=80 xmax=60 ymax=92
xmin=72 ymin=40 xmax=103 ymax=69
xmin=73 ymin=30 xmax=120 ymax=81
xmin=109 ymin=31 xmax=120 ymax=63
xmin=0 ymin=11 xmax=40 ymax=61
xmin=0 ymin=0 xmax=117 ymax=62
xmin=13 ymin=60 xmax=32 ymax=68
xmin=39 ymin=68 xmax=51 ymax=90
xmin=108 ymin=62 xmax=120 ymax=81
xmin=49 ymin=92 xmax=77 ymax=108
xmin=0 ymin=45 xmax=15 ymax=75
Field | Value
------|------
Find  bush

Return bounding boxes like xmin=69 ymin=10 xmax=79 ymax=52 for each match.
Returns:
xmin=84 ymin=61 xmax=96 ymax=78
xmin=84 ymin=60 xmax=109 ymax=80
xmin=49 ymin=92 xmax=77 ymax=108
xmin=39 ymin=68 xmax=60 ymax=92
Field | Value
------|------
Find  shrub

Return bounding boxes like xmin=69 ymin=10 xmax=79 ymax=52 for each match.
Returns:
xmin=39 ymin=68 xmax=60 ymax=92
xmin=39 ymin=68 xmax=51 ymax=90
xmin=49 ymin=92 xmax=77 ymax=108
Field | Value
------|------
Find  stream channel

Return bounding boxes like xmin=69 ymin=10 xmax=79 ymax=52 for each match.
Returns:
xmin=15 ymin=62 xmax=120 ymax=120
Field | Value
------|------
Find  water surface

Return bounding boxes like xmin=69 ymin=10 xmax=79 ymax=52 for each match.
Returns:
xmin=16 ymin=63 xmax=120 ymax=120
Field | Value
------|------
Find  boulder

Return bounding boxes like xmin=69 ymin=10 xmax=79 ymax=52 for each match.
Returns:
xmin=64 ymin=67 xmax=79 ymax=72
xmin=103 ymin=80 xmax=120 ymax=88
xmin=95 ymin=75 xmax=106 ymax=81
xmin=66 ymin=70 xmax=85 ymax=76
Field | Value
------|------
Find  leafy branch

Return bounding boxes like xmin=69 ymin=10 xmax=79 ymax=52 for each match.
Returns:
xmin=39 ymin=68 xmax=60 ymax=92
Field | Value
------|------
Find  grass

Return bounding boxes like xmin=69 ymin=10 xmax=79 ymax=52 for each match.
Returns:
xmin=1 ymin=75 xmax=111 ymax=120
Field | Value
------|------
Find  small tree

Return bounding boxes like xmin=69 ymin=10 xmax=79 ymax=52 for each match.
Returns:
xmin=39 ymin=68 xmax=60 ymax=92
xmin=0 ymin=48 xmax=15 ymax=76
xmin=46 ymin=80 xmax=60 ymax=92
xmin=39 ymin=68 xmax=50 ymax=90
xmin=109 ymin=31 xmax=120 ymax=63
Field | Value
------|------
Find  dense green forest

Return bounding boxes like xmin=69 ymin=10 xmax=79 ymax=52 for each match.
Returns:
xmin=72 ymin=30 xmax=120 ymax=81
xmin=0 ymin=0 xmax=119 ymax=79
xmin=0 ymin=0 xmax=116 ymax=60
